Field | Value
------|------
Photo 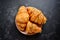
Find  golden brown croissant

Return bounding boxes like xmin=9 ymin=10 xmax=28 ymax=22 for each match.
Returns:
xmin=26 ymin=21 xmax=42 ymax=35
xmin=27 ymin=7 xmax=47 ymax=24
xmin=15 ymin=6 xmax=29 ymax=31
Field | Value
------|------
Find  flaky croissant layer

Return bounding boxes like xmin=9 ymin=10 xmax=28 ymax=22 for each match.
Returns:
xmin=15 ymin=6 xmax=47 ymax=35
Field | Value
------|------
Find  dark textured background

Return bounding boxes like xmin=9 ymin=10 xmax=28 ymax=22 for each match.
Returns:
xmin=0 ymin=0 xmax=60 ymax=40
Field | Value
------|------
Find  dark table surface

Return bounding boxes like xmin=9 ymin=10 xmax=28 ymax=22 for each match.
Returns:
xmin=0 ymin=0 xmax=60 ymax=40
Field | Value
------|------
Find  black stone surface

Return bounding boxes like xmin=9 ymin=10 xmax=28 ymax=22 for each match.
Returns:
xmin=0 ymin=0 xmax=60 ymax=40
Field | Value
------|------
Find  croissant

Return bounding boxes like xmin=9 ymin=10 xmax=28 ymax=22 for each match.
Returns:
xmin=27 ymin=7 xmax=47 ymax=24
xmin=26 ymin=21 xmax=42 ymax=35
xmin=15 ymin=6 xmax=29 ymax=31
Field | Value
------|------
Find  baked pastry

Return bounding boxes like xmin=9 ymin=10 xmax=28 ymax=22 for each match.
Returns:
xmin=15 ymin=6 xmax=29 ymax=31
xmin=15 ymin=6 xmax=47 ymax=35
xmin=26 ymin=21 xmax=42 ymax=35
xmin=27 ymin=7 xmax=47 ymax=24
